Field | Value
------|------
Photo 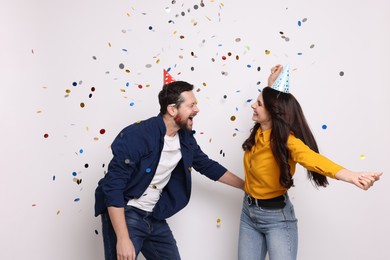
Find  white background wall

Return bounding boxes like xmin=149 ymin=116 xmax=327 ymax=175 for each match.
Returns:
xmin=1 ymin=0 xmax=389 ymax=259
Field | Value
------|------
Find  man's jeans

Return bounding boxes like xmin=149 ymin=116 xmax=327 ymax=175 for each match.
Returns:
xmin=101 ymin=205 xmax=181 ymax=260
xmin=238 ymin=194 xmax=298 ymax=260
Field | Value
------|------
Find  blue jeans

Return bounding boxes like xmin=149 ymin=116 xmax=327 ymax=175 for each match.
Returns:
xmin=101 ymin=205 xmax=181 ymax=260
xmin=238 ymin=194 xmax=298 ymax=260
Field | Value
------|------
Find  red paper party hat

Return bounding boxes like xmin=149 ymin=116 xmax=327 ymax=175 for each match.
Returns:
xmin=163 ymin=69 xmax=175 ymax=84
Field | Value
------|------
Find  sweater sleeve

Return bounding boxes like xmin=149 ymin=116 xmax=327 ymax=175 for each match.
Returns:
xmin=288 ymin=135 xmax=344 ymax=179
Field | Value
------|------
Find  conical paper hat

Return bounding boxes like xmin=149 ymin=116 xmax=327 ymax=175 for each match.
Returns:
xmin=270 ymin=64 xmax=290 ymax=93
xmin=163 ymin=69 xmax=175 ymax=84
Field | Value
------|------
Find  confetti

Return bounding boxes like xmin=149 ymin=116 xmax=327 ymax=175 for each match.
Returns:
xmin=74 ymin=198 xmax=80 ymax=202
xmin=360 ymin=154 xmax=366 ymax=160
xmin=339 ymin=71 xmax=344 ymax=76
xmin=322 ymin=124 xmax=327 ymax=130
xmin=43 ymin=133 xmax=49 ymax=138
xmin=216 ymin=218 xmax=221 ymax=228
xmin=100 ymin=129 xmax=106 ymax=134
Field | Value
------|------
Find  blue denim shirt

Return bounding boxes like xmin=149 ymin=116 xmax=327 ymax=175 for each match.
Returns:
xmin=94 ymin=114 xmax=227 ymax=220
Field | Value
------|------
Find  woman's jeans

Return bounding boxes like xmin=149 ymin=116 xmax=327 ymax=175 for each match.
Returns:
xmin=101 ymin=205 xmax=181 ymax=260
xmin=238 ymin=194 xmax=298 ymax=260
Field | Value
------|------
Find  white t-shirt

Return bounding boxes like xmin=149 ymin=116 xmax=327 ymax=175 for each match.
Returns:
xmin=128 ymin=134 xmax=181 ymax=212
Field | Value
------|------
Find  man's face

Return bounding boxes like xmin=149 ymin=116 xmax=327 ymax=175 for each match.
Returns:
xmin=174 ymin=91 xmax=199 ymax=131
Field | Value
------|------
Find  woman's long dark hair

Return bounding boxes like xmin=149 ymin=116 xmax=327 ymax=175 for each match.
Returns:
xmin=242 ymin=87 xmax=328 ymax=188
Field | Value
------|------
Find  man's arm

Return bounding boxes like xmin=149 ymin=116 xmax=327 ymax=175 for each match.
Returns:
xmin=107 ymin=206 xmax=136 ymax=260
xmin=218 ymin=171 xmax=245 ymax=190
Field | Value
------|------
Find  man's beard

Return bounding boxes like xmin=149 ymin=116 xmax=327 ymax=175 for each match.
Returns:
xmin=174 ymin=115 xmax=193 ymax=131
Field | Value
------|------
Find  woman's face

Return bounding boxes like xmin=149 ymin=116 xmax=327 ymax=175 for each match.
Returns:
xmin=251 ymin=93 xmax=272 ymax=129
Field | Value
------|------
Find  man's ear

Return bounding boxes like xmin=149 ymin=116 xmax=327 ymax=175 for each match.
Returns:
xmin=167 ymin=105 xmax=177 ymax=117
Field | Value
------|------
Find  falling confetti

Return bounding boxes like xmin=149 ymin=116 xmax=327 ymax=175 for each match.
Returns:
xmin=339 ymin=71 xmax=344 ymax=76
xmin=43 ymin=133 xmax=49 ymax=138
xmin=230 ymin=115 xmax=236 ymax=121
xmin=322 ymin=124 xmax=327 ymax=130
xmin=360 ymin=154 xmax=366 ymax=160
xmin=216 ymin=218 xmax=221 ymax=228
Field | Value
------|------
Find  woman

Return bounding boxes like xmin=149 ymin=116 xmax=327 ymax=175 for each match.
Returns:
xmin=238 ymin=65 xmax=382 ymax=260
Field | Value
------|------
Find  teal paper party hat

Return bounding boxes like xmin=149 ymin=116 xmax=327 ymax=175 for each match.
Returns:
xmin=270 ymin=64 xmax=290 ymax=93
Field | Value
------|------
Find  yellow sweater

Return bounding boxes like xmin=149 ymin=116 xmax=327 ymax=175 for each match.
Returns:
xmin=244 ymin=128 xmax=344 ymax=199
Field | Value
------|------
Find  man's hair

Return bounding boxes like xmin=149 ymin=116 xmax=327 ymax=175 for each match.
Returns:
xmin=158 ymin=81 xmax=194 ymax=114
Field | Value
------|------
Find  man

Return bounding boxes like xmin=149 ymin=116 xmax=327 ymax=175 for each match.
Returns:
xmin=94 ymin=72 xmax=244 ymax=260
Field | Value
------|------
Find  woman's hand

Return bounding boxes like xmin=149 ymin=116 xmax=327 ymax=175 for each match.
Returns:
xmin=335 ymin=169 xmax=383 ymax=190
xmin=267 ymin=64 xmax=284 ymax=86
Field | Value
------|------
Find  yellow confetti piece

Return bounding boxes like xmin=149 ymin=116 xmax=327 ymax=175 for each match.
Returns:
xmin=120 ymin=89 xmax=126 ymax=92
xmin=94 ymin=137 xmax=99 ymax=141
xmin=202 ymin=82 xmax=207 ymax=86
xmin=360 ymin=154 xmax=366 ymax=160
xmin=125 ymin=69 xmax=130 ymax=73
xmin=216 ymin=218 xmax=221 ymax=223
xmin=156 ymin=59 xmax=160 ymax=64
xmin=65 ymin=89 xmax=71 ymax=94
xmin=265 ymin=50 xmax=271 ymax=55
